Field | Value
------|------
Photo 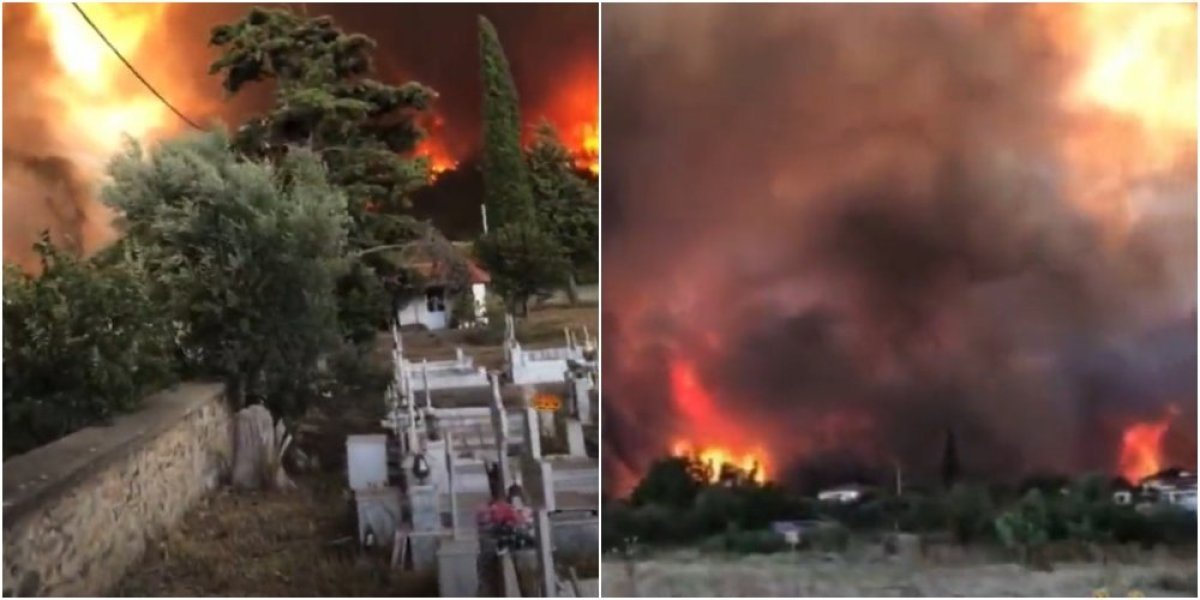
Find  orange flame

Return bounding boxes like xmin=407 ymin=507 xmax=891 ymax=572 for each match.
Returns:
xmin=668 ymin=358 xmax=770 ymax=483
xmin=530 ymin=61 xmax=598 ymax=175
xmin=672 ymin=439 xmax=768 ymax=484
xmin=1119 ymin=406 xmax=1178 ymax=482
xmin=34 ymin=3 xmax=174 ymax=174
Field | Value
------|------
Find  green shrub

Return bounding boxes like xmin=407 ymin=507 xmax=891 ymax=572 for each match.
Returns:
xmin=994 ymin=489 xmax=1050 ymax=561
xmin=898 ymin=493 xmax=950 ymax=533
xmin=947 ymin=484 xmax=996 ymax=544
xmin=725 ymin=529 xmax=788 ymax=554
xmin=3 ymin=236 xmax=176 ymax=455
xmin=807 ymin=522 xmax=851 ymax=552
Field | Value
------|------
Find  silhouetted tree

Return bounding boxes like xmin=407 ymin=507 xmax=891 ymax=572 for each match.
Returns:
xmin=941 ymin=427 xmax=960 ymax=489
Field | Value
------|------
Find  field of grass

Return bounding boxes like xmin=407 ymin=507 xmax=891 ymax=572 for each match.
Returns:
xmin=602 ymin=549 xmax=1198 ymax=597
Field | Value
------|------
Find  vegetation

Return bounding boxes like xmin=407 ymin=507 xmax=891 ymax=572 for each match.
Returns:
xmin=605 ymin=456 xmax=1198 ymax=557
xmin=474 ymin=19 xmax=575 ymax=315
xmin=2 ymin=7 xmax=598 ymax=457
xmin=478 ymin=15 xmax=535 ymax=229
xmin=3 ymin=234 xmax=176 ymax=455
xmin=209 ymin=6 xmax=465 ymax=339
xmin=527 ymin=122 xmax=599 ymax=288
xmin=102 ymin=132 xmax=349 ymax=417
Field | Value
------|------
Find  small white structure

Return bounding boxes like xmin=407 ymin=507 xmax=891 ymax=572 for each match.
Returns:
xmin=396 ymin=258 xmax=490 ymax=331
xmin=347 ymin=434 xmax=390 ymax=491
xmin=504 ymin=315 xmax=594 ymax=386
xmin=817 ymin=484 xmax=867 ymax=504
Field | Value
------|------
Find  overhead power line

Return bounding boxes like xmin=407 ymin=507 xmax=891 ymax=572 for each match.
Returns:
xmin=71 ymin=2 xmax=202 ymax=130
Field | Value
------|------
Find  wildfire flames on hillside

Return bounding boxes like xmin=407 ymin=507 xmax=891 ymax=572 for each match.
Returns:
xmin=602 ymin=4 xmax=1196 ymax=495
xmin=3 ymin=3 xmax=597 ymax=269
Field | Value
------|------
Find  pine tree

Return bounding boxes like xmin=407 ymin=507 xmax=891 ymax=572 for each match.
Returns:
xmin=478 ymin=16 xmax=535 ymax=229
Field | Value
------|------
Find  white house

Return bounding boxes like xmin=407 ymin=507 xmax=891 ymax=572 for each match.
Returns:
xmin=395 ymin=257 xmax=490 ymax=331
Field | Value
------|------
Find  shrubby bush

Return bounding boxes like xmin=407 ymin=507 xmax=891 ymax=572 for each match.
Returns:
xmin=103 ymin=131 xmax=350 ymax=418
xmin=3 ymin=236 xmax=176 ymax=455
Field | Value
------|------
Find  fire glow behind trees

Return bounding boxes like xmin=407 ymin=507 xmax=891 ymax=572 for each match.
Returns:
xmin=2 ymin=3 xmax=597 ymax=269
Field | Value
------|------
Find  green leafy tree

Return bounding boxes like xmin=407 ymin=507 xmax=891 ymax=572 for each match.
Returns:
xmin=630 ymin=456 xmax=708 ymax=509
xmin=478 ymin=15 xmax=535 ymax=228
xmin=527 ymin=121 xmax=599 ymax=292
xmin=475 ymin=222 xmax=569 ymax=316
xmin=3 ymin=234 xmax=175 ymax=455
xmin=209 ymin=6 xmax=460 ymax=337
xmin=102 ymin=131 xmax=349 ymax=417
xmin=994 ymin=489 xmax=1051 ymax=563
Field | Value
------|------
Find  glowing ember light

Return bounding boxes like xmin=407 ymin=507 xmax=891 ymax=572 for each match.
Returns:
xmin=574 ymin=122 xmax=599 ymax=175
xmin=668 ymin=359 xmax=770 ymax=483
xmin=35 ymin=3 xmax=172 ymax=171
xmin=1119 ymin=406 xmax=1179 ymax=482
xmin=672 ymin=439 xmax=768 ymax=483
xmin=1071 ymin=3 xmax=1196 ymax=138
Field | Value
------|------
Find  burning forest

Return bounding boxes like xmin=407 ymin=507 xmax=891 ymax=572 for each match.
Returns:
xmin=602 ymin=4 xmax=1197 ymax=496
xmin=3 ymin=2 xmax=598 ymax=270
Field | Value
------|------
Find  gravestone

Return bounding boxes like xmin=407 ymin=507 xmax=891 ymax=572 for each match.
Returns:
xmin=423 ymin=359 xmax=433 ymax=410
xmin=232 ymin=404 xmax=293 ymax=491
xmin=565 ymin=420 xmax=586 ymax=458
xmin=570 ymin=376 xmax=592 ymax=425
xmin=410 ymin=483 xmax=441 ymax=570
xmin=437 ymin=537 xmax=481 ymax=597
xmin=426 ymin=438 xmax=450 ymax=493
xmin=489 ymin=374 xmax=511 ymax=489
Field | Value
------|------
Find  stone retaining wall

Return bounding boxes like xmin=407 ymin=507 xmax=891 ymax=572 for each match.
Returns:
xmin=3 ymin=383 xmax=232 ymax=596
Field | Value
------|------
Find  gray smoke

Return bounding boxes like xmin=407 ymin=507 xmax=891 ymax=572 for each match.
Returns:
xmin=602 ymin=4 xmax=1196 ymax=493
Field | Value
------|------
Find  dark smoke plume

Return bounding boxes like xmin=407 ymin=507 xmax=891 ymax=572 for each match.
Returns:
xmin=602 ymin=5 xmax=1196 ymax=494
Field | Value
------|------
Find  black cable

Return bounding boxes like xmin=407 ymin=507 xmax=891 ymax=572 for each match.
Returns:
xmin=71 ymin=2 xmax=202 ymax=130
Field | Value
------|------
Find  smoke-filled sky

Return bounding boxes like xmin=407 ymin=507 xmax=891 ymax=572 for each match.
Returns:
xmin=3 ymin=2 xmax=597 ymax=268
xmin=602 ymin=4 xmax=1196 ymax=495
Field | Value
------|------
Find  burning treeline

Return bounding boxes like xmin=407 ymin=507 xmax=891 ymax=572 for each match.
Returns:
xmin=2 ymin=3 xmax=597 ymax=271
xmin=602 ymin=4 xmax=1196 ymax=495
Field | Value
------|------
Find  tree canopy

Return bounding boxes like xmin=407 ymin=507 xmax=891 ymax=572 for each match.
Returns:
xmin=527 ymin=121 xmax=599 ymax=284
xmin=209 ymin=6 xmax=466 ymax=335
xmin=103 ymin=130 xmax=349 ymax=416
xmin=3 ymin=233 xmax=175 ymax=455
xmin=478 ymin=15 xmax=535 ymax=229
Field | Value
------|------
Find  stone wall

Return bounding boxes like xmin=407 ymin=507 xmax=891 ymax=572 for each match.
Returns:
xmin=3 ymin=383 xmax=232 ymax=596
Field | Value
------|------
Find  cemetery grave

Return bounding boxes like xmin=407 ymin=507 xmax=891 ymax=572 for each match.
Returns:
xmin=358 ymin=308 xmax=600 ymax=596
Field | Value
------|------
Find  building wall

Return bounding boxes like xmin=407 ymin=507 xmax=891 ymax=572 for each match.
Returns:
xmin=2 ymin=383 xmax=232 ymax=596
xmin=398 ymin=293 xmax=449 ymax=330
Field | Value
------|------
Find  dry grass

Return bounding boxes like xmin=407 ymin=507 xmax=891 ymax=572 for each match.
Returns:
xmin=602 ymin=550 xmax=1199 ymax=597
xmin=116 ymin=340 xmax=433 ymax=596
xmin=116 ymin=478 xmax=436 ymax=597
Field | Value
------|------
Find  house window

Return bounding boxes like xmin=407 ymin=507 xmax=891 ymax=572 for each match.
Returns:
xmin=426 ymin=287 xmax=446 ymax=313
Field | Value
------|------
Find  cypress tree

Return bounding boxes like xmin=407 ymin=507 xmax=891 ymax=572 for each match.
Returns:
xmin=942 ymin=427 xmax=960 ymax=489
xmin=478 ymin=16 xmax=535 ymax=228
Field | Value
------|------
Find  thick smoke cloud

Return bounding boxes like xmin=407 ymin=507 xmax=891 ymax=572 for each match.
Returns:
xmin=602 ymin=5 xmax=1196 ymax=493
xmin=3 ymin=3 xmax=597 ymax=266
